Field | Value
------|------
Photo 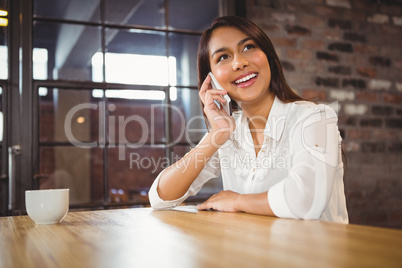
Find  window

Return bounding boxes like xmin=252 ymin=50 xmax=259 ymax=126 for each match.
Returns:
xmin=33 ymin=0 xmax=223 ymax=209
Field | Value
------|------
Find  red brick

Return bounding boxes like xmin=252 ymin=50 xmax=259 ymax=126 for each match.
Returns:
xmin=260 ymin=23 xmax=281 ymax=33
xmin=315 ymin=5 xmax=341 ymax=16
xmin=356 ymin=67 xmax=377 ymax=78
xmin=271 ymin=37 xmax=296 ymax=47
xmin=353 ymin=0 xmax=378 ymax=12
xmin=349 ymin=10 xmax=368 ymax=21
xmin=383 ymin=93 xmax=402 ymax=104
xmin=356 ymin=91 xmax=380 ymax=102
xmin=322 ymin=29 xmax=342 ymax=40
xmin=347 ymin=129 xmax=372 ymax=140
xmin=344 ymin=141 xmax=360 ymax=152
xmin=301 ymin=39 xmax=325 ymax=50
xmin=272 ymin=12 xmax=296 ymax=23
xmin=295 ymin=61 xmax=322 ymax=73
xmin=299 ymin=14 xmax=326 ymax=27
xmin=379 ymin=24 xmax=400 ymax=35
xmin=286 ymin=49 xmax=312 ymax=60
xmin=361 ymin=142 xmax=386 ymax=153
xmin=338 ymin=116 xmax=357 ymax=126
xmin=354 ymin=44 xmax=378 ymax=54
xmin=301 ymin=89 xmax=327 ymax=101
xmin=394 ymin=60 xmax=402 ymax=69
xmin=286 ymin=25 xmax=311 ymax=36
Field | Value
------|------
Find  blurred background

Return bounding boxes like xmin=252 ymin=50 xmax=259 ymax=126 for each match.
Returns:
xmin=0 ymin=0 xmax=401 ymax=229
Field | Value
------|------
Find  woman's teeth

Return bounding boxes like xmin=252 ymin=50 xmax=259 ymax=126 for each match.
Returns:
xmin=235 ymin=73 xmax=257 ymax=84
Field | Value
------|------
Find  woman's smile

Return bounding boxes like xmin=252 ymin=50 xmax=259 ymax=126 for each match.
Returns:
xmin=233 ymin=72 xmax=258 ymax=88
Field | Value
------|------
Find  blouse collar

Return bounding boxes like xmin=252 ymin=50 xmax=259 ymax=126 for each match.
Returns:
xmin=234 ymin=96 xmax=288 ymax=142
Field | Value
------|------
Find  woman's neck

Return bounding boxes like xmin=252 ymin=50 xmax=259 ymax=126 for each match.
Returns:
xmin=241 ymin=92 xmax=275 ymax=130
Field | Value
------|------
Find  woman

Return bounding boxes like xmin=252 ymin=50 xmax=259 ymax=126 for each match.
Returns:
xmin=148 ymin=16 xmax=348 ymax=223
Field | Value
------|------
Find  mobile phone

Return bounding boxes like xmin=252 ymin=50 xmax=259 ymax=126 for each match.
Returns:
xmin=209 ymin=72 xmax=232 ymax=116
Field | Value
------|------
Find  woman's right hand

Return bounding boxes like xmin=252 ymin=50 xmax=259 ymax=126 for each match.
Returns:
xmin=199 ymin=74 xmax=236 ymax=146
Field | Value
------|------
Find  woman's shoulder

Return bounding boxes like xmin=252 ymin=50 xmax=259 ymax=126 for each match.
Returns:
xmin=289 ymin=100 xmax=338 ymax=113
xmin=285 ymin=100 xmax=339 ymax=122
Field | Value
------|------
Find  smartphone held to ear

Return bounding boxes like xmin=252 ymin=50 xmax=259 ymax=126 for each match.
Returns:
xmin=209 ymin=72 xmax=232 ymax=116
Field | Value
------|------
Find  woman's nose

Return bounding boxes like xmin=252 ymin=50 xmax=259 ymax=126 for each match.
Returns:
xmin=232 ymin=54 xmax=249 ymax=71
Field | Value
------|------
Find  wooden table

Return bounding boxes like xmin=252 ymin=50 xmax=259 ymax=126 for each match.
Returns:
xmin=1 ymin=207 xmax=402 ymax=268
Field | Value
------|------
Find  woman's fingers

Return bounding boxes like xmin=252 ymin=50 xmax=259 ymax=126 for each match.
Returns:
xmin=197 ymin=191 xmax=240 ymax=212
xmin=199 ymin=75 xmax=212 ymax=103
xmin=199 ymin=75 xmax=228 ymax=106
xmin=204 ymin=91 xmax=228 ymax=106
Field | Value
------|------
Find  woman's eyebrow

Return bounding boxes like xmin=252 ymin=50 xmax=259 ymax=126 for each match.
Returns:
xmin=211 ymin=37 xmax=252 ymax=58
xmin=238 ymin=37 xmax=252 ymax=46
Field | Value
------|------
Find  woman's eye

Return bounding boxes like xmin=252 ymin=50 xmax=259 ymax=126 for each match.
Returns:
xmin=217 ymin=54 xmax=229 ymax=62
xmin=243 ymin=44 xmax=255 ymax=51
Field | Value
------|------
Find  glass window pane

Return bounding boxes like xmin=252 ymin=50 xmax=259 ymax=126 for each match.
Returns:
xmin=39 ymin=88 xmax=101 ymax=144
xmin=171 ymin=88 xmax=206 ymax=145
xmin=0 ymin=85 xmax=2 ymax=177
xmin=169 ymin=33 xmax=200 ymax=87
xmin=0 ymin=25 xmax=7 ymax=80
xmin=39 ymin=146 xmax=104 ymax=205
xmin=105 ymin=28 xmax=166 ymax=85
xmin=106 ymin=90 xmax=165 ymax=144
xmin=33 ymin=22 xmax=102 ymax=82
xmin=105 ymin=0 xmax=164 ymax=28
xmin=108 ymin=146 xmax=165 ymax=204
xmin=34 ymin=0 xmax=101 ymax=23
xmin=0 ymin=85 xmax=2 ymax=110
xmin=168 ymin=0 xmax=219 ymax=31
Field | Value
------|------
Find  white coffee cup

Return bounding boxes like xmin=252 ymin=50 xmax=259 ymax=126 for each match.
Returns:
xmin=25 ymin=189 xmax=69 ymax=224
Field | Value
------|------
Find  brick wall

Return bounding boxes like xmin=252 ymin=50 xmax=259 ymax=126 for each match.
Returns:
xmin=247 ymin=0 xmax=402 ymax=229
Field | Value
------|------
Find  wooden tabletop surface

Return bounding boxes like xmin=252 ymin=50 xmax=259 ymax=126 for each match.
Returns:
xmin=1 ymin=207 xmax=402 ymax=268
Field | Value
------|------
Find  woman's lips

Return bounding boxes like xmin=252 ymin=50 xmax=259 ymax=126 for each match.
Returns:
xmin=233 ymin=73 xmax=258 ymax=88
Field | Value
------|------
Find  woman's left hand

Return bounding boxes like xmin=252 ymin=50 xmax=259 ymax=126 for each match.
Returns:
xmin=197 ymin=190 xmax=241 ymax=212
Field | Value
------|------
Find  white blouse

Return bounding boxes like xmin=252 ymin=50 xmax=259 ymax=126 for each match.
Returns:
xmin=149 ymin=97 xmax=349 ymax=224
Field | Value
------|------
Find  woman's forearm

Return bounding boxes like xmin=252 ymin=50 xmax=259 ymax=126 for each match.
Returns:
xmin=197 ymin=190 xmax=276 ymax=217
xmin=236 ymin=192 xmax=276 ymax=216
xmin=157 ymin=132 xmax=226 ymax=201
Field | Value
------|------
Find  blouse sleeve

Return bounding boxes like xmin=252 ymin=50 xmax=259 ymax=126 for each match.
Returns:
xmin=268 ymin=104 xmax=341 ymax=220
xmin=148 ymin=140 xmax=221 ymax=210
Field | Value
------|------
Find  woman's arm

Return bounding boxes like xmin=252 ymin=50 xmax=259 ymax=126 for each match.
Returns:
xmin=197 ymin=190 xmax=275 ymax=216
xmin=152 ymin=74 xmax=236 ymax=202
xmin=268 ymin=104 xmax=340 ymax=220
xmin=156 ymin=133 xmax=222 ymax=201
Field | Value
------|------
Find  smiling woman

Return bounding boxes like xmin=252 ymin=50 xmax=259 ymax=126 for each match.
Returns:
xmin=149 ymin=16 xmax=349 ymax=224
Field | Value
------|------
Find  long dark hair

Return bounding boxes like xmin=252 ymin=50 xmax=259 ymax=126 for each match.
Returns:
xmin=197 ymin=16 xmax=303 ymax=104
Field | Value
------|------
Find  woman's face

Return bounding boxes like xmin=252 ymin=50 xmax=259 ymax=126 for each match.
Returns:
xmin=208 ymin=26 xmax=272 ymax=105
